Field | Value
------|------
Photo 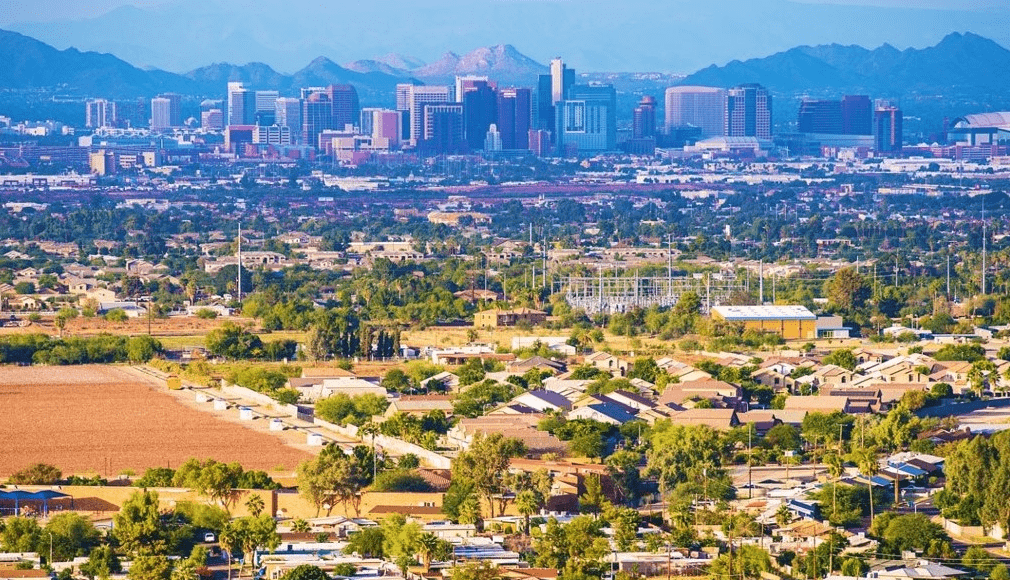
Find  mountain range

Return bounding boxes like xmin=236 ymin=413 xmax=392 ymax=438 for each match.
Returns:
xmin=681 ymin=32 xmax=1010 ymax=95
xmin=6 ymin=0 xmax=1010 ymax=74
xmin=2 ymin=25 xmax=1010 ymax=117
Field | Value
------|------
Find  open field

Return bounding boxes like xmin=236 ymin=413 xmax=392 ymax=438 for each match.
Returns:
xmin=0 ymin=365 xmax=313 ymax=477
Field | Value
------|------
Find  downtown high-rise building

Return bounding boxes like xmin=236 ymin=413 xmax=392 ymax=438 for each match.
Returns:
xmin=664 ymin=86 xmax=727 ymax=138
xmin=725 ymin=84 xmax=772 ymax=140
xmin=874 ymin=101 xmax=903 ymax=153
xmin=404 ymin=85 xmax=451 ymax=144
xmin=456 ymin=75 xmax=490 ymax=103
xmin=462 ymin=80 xmax=498 ymax=151
xmin=302 ymin=92 xmax=332 ymax=149
xmin=422 ymin=103 xmax=465 ymax=154
xmin=841 ymin=95 xmax=872 ymax=135
xmin=275 ymin=98 xmax=302 ymax=142
xmin=633 ymin=96 xmax=657 ymax=139
xmin=798 ymin=95 xmax=872 ymax=136
xmin=496 ymin=87 xmax=532 ymax=150
xmin=360 ymin=108 xmax=402 ymax=149
xmin=254 ymin=90 xmax=279 ymax=126
xmin=200 ymin=99 xmax=224 ymax=130
xmin=85 ymin=99 xmax=117 ymax=129
xmin=227 ymin=82 xmax=257 ymax=126
xmin=555 ymin=83 xmax=617 ymax=154
xmin=150 ymin=93 xmax=181 ymax=131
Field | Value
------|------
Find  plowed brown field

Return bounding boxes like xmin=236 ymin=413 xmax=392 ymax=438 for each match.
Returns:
xmin=0 ymin=365 xmax=312 ymax=477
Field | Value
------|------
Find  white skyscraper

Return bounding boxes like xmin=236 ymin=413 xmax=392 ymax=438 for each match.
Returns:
xmin=406 ymin=85 xmax=451 ymax=144
xmin=664 ymin=86 xmax=727 ymax=138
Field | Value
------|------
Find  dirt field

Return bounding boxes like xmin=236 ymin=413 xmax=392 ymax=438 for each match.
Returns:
xmin=0 ymin=365 xmax=313 ymax=477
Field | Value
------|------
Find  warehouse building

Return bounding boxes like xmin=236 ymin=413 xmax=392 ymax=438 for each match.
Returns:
xmin=711 ymin=305 xmax=817 ymax=340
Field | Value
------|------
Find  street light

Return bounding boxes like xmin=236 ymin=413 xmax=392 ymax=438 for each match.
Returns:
xmin=47 ymin=531 xmax=53 ymax=565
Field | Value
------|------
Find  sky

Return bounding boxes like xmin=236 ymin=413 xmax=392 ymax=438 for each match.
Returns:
xmin=0 ymin=0 xmax=1007 ymax=72
xmin=0 ymin=0 xmax=1004 ymax=22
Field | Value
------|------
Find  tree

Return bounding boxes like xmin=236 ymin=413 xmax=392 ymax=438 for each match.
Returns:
xmin=451 ymin=433 xmax=526 ymax=519
xmin=80 ymin=546 xmax=121 ymax=580
xmin=8 ymin=462 xmax=61 ymax=484
xmin=127 ymin=555 xmax=172 ymax=580
xmin=291 ymin=519 xmax=310 ymax=534
xmin=823 ymin=348 xmax=857 ymax=371
xmin=708 ymin=544 xmax=771 ymax=580
xmin=579 ymin=474 xmax=605 ymax=517
xmin=281 ymin=565 xmax=329 ymax=580
xmin=0 ymin=517 xmax=42 ymax=554
xmin=245 ymin=494 xmax=265 ymax=517
xmin=136 ymin=467 xmax=175 ymax=487
xmin=992 ymin=564 xmax=1010 ymax=580
xmin=962 ymin=545 xmax=995 ymax=573
xmin=380 ymin=514 xmax=422 ymax=572
xmin=416 ymin=532 xmax=440 ymax=571
xmin=851 ymin=446 xmax=880 ymax=525
xmin=345 ymin=527 xmax=384 ymax=558
xmin=45 ymin=513 xmax=101 ymax=562
xmin=515 ymin=490 xmax=540 ymax=535
xmin=826 ymin=267 xmax=870 ymax=313
xmin=113 ymin=490 xmax=168 ymax=556
xmin=451 ymin=562 xmax=502 ymax=580
xmin=606 ymin=450 xmax=642 ymax=506
xmin=223 ymin=515 xmax=280 ymax=574
xmin=173 ymin=459 xmax=243 ymax=512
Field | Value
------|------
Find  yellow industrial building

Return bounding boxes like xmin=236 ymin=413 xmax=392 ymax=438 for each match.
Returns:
xmin=711 ymin=305 xmax=818 ymax=340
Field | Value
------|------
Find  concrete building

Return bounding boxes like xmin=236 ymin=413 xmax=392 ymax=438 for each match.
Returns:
xmin=710 ymin=305 xmax=817 ymax=340
xmin=664 ymin=86 xmax=726 ymax=138
xmin=474 ymin=308 xmax=548 ymax=328
xmin=85 ymin=99 xmax=117 ymax=129
xmin=405 ymin=85 xmax=451 ymax=145
xmin=275 ymin=98 xmax=302 ymax=141
xmin=633 ymin=95 xmax=657 ymax=139
xmin=875 ymin=101 xmax=903 ymax=153
xmin=227 ymin=82 xmax=256 ymax=126
xmin=726 ymin=84 xmax=772 ymax=140
xmin=555 ymin=84 xmax=617 ymax=155
xmin=496 ymin=87 xmax=532 ymax=150
xmin=150 ymin=94 xmax=181 ymax=131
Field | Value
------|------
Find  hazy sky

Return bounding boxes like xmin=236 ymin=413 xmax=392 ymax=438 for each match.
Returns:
xmin=0 ymin=0 xmax=1003 ymax=24
xmin=1 ymin=0 xmax=1007 ymax=72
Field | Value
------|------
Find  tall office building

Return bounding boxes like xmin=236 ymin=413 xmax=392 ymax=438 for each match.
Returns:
xmin=664 ymin=86 xmax=727 ymax=138
xmin=496 ymin=88 xmax=532 ymax=150
xmin=550 ymin=58 xmax=574 ymax=104
xmin=874 ymin=102 xmax=903 ymax=153
xmin=841 ymin=95 xmax=872 ymax=135
xmin=422 ymin=103 xmax=465 ymax=154
xmin=227 ymin=82 xmax=257 ymax=126
xmin=456 ymin=75 xmax=490 ymax=103
xmin=536 ymin=74 xmax=554 ymax=132
xmin=275 ymin=98 xmax=302 ymax=141
xmin=633 ymin=96 xmax=657 ymax=139
xmin=253 ymin=90 xmax=279 ymax=126
xmin=555 ymin=84 xmax=617 ymax=154
xmin=396 ymin=83 xmax=414 ymax=140
xmin=360 ymin=108 xmax=401 ymax=149
xmin=463 ymin=81 xmax=497 ymax=151
xmin=302 ymin=92 xmax=333 ymax=149
xmin=726 ymin=84 xmax=772 ymax=139
xmin=406 ymin=85 xmax=451 ymax=144
xmin=325 ymin=85 xmax=360 ymax=131
xmin=150 ymin=93 xmax=181 ymax=131
xmin=797 ymin=99 xmax=843 ymax=134
xmin=85 ymin=99 xmax=117 ymax=129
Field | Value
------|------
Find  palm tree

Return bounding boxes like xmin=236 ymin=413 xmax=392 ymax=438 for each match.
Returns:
xmin=359 ymin=421 xmax=380 ymax=482
xmin=515 ymin=489 xmax=540 ymax=535
xmin=416 ymin=532 xmax=439 ymax=571
xmin=775 ymin=504 xmax=792 ymax=530
xmin=218 ymin=522 xmax=239 ymax=580
xmin=852 ymin=446 xmax=880 ymax=525
xmin=245 ymin=494 xmax=265 ymax=517
xmin=824 ymin=452 xmax=844 ymax=523
xmin=291 ymin=519 xmax=310 ymax=533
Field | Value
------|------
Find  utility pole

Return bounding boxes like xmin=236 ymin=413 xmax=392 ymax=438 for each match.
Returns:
xmin=759 ymin=260 xmax=764 ymax=303
xmin=983 ymin=197 xmax=987 ymax=295
xmin=236 ymin=221 xmax=242 ymax=303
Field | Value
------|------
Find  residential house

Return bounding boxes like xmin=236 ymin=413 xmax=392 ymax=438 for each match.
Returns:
xmin=473 ymin=308 xmax=547 ymax=328
xmin=567 ymin=402 xmax=638 ymax=425
xmin=382 ymin=395 xmax=454 ymax=420
xmin=585 ymin=351 xmax=629 ymax=377
xmin=513 ymin=390 xmax=573 ymax=413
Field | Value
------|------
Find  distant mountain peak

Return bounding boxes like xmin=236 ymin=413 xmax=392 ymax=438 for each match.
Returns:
xmin=413 ymin=45 xmax=546 ymax=81
xmin=679 ymin=31 xmax=1010 ymax=95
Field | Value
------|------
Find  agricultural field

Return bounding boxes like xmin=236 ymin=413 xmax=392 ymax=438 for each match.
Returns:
xmin=0 ymin=365 xmax=313 ymax=477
